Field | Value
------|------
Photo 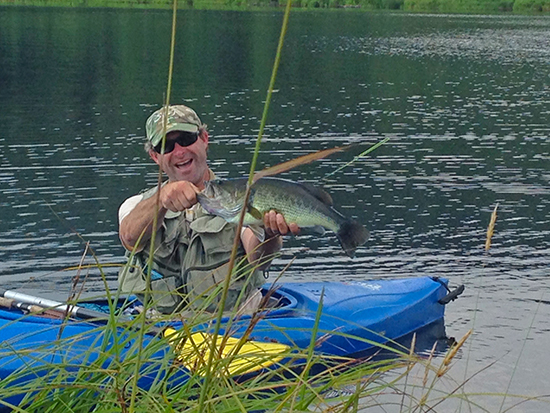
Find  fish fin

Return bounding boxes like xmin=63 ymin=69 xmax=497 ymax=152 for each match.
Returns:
xmin=336 ymin=220 xmax=370 ymax=258
xmin=300 ymin=183 xmax=333 ymax=206
xmin=244 ymin=188 xmax=262 ymax=219
xmin=246 ymin=225 xmax=265 ymax=242
xmin=248 ymin=206 xmax=263 ymax=221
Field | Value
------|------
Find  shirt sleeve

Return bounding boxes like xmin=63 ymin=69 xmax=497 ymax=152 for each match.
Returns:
xmin=118 ymin=194 xmax=144 ymax=224
xmin=242 ymin=225 xmax=265 ymax=242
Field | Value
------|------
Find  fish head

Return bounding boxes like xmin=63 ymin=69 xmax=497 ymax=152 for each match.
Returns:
xmin=197 ymin=179 xmax=248 ymax=221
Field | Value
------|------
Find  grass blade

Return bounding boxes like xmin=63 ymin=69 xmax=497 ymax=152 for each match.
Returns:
xmin=253 ymin=144 xmax=356 ymax=183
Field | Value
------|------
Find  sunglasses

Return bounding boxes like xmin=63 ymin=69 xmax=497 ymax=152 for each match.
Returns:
xmin=154 ymin=132 xmax=199 ymax=154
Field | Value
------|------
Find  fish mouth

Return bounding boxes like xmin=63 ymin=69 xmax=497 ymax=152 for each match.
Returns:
xmin=197 ymin=194 xmax=222 ymax=215
xmin=197 ymin=195 xmax=242 ymax=220
xmin=201 ymin=180 xmax=217 ymax=198
xmin=198 ymin=181 xmax=244 ymax=221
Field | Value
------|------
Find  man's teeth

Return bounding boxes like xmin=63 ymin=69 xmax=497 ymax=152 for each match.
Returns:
xmin=177 ymin=160 xmax=192 ymax=167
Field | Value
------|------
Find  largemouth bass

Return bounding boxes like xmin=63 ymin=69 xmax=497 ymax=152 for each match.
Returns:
xmin=197 ymin=177 xmax=369 ymax=258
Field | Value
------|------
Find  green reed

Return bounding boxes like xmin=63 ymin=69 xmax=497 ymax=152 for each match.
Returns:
xmin=198 ymin=0 xmax=293 ymax=409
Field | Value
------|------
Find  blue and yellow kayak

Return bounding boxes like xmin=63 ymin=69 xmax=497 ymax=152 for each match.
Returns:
xmin=0 ymin=276 xmax=462 ymax=407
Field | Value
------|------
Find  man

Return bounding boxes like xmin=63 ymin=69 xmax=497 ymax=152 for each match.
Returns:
xmin=118 ymin=105 xmax=299 ymax=314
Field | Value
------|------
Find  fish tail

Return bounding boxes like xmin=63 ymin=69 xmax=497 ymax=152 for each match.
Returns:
xmin=336 ymin=220 xmax=370 ymax=258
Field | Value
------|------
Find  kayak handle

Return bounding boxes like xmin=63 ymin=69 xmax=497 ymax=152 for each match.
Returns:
xmin=438 ymin=284 xmax=465 ymax=305
xmin=430 ymin=277 xmax=465 ymax=305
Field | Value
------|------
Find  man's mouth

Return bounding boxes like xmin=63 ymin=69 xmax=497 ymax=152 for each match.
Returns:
xmin=176 ymin=159 xmax=193 ymax=168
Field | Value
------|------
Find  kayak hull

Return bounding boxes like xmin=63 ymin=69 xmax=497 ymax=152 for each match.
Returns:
xmin=0 ymin=276 xmax=452 ymax=407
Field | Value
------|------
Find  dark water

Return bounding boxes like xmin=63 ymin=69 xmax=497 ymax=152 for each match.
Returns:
xmin=1 ymin=6 xmax=549 ymax=410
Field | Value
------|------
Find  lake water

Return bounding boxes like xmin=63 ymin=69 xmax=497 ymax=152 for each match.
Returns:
xmin=1 ymin=6 xmax=549 ymax=411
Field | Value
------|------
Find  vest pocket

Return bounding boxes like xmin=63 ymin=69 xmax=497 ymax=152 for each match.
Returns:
xmin=188 ymin=217 xmax=241 ymax=267
xmin=118 ymin=255 xmax=185 ymax=314
xmin=183 ymin=258 xmax=258 ymax=313
xmin=147 ymin=276 xmax=184 ymax=314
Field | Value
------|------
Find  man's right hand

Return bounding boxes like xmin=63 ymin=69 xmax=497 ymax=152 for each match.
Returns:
xmin=119 ymin=181 xmax=200 ymax=251
xmin=160 ymin=181 xmax=201 ymax=212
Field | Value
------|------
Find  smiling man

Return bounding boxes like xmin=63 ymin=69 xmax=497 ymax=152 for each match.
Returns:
xmin=117 ymin=105 xmax=298 ymax=314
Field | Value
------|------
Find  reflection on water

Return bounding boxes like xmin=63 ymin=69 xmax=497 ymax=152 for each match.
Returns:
xmin=1 ymin=7 xmax=549 ymax=411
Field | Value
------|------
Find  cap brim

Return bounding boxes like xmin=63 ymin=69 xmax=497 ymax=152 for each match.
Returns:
xmin=151 ymin=123 xmax=200 ymax=146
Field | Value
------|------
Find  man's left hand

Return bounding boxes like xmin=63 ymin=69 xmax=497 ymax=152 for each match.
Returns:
xmin=263 ymin=210 xmax=300 ymax=238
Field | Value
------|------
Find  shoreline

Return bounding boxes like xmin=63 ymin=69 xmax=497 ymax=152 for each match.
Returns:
xmin=1 ymin=0 xmax=549 ymax=13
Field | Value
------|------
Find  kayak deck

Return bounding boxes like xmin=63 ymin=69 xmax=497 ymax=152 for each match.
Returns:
xmin=0 ymin=277 xmax=451 ymax=353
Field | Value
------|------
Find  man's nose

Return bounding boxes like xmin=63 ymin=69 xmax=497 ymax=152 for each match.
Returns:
xmin=172 ymin=141 xmax=189 ymax=153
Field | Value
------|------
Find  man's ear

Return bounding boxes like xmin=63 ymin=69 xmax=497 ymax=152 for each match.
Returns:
xmin=149 ymin=149 xmax=161 ymax=165
xmin=200 ymin=130 xmax=209 ymax=145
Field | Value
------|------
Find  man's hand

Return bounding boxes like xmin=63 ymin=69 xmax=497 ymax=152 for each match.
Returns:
xmin=119 ymin=181 xmax=201 ymax=251
xmin=263 ymin=210 xmax=300 ymax=238
xmin=160 ymin=181 xmax=201 ymax=212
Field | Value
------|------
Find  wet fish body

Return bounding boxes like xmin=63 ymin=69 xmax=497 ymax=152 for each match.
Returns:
xmin=197 ymin=177 xmax=369 ymax=257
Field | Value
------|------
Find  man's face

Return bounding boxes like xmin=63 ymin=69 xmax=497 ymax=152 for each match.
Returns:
xmin=149 ymin=130 xmax=210 ymax=188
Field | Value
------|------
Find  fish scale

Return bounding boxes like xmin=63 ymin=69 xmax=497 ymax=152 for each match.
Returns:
xmin=248 ymin=181 xmax=341 ymax=232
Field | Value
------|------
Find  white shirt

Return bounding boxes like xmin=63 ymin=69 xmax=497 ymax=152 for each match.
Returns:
xmin=118 ymin=194 xmax=143 ymax=224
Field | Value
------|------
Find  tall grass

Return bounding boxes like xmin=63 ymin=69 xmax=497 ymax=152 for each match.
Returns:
xmin=0 ymin=0 xmax=548 ymax=412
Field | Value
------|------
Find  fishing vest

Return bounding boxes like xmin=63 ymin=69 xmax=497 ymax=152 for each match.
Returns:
xmin=118 ymin=184 xmax=265 ymax=314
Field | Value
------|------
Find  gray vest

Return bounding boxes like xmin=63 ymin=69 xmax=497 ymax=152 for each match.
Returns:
xmin=118 ymin=185 xmax=265 ymax=314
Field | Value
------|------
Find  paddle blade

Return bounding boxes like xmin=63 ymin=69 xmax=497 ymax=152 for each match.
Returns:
xmin=253 ymin=144 xmax=355 ymax=183
xmin=165 ymin=329 xmax=290 ymax=376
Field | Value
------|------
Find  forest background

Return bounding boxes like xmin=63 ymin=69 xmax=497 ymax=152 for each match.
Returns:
xmin=2 ymin=0 xmax=550 ymax=15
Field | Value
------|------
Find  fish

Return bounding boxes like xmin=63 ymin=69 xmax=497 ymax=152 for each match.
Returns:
xmin=197 ymin=177 xmax=369 ymax=258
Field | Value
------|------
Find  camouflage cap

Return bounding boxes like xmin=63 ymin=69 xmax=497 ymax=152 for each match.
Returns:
xmin=146 ymin=105 xmax=203 ymax=147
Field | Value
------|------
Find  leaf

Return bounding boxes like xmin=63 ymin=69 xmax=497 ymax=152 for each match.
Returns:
xmin=252 ymin=144 xmax=356 ymax=183
xmin=323 ymin=137 xmax=389 ymax=180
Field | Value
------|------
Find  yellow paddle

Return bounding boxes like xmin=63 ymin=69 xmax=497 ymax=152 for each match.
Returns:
xmin=164 ymin=328 xmax=290 ymax=376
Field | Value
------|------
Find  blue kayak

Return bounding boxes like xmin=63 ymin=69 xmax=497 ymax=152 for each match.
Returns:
xmin=0 ymin=276 xmax=462 ymax=408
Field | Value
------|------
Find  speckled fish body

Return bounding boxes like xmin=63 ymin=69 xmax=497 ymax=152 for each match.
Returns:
xmin=197 ymin=177 xmax=369 ymax=257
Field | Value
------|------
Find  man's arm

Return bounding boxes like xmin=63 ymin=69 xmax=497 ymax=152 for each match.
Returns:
xmin=119 ymin=181 xmax=200 ymax=251
xmin=241 ymin=210 xmax=300 ymax=270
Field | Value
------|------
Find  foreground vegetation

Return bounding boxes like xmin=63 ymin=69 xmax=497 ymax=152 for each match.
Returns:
xmin=2 ymin=0 xmax=550 ymax=13
xmin=0 ymin=294 xmax=483 ymax=413
xmin=0 ymin=283 xmax=470 ymax=413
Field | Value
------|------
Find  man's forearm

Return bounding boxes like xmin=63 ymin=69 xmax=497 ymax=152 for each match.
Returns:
xmin=241 ymin=228 xmax=282 ymax=271
xmin=256 ymin=235 xmax=283 ymax=262
xmin=119 ymin=196 xmax=167 ymax=252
